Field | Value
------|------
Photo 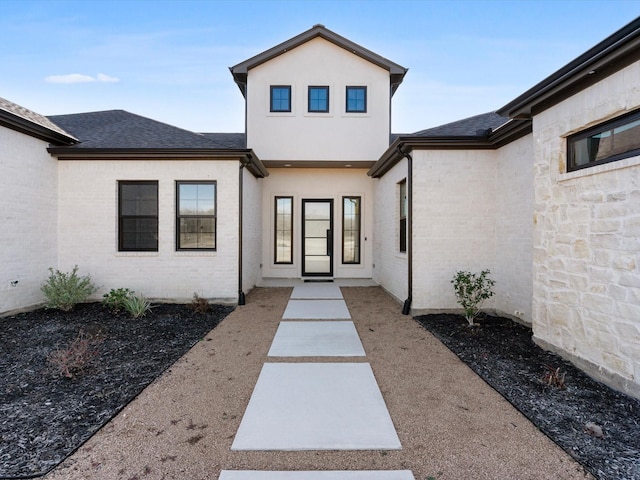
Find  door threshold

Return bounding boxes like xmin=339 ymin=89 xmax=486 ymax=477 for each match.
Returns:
xmin=303 ymin=278 xmax=334 ymax=283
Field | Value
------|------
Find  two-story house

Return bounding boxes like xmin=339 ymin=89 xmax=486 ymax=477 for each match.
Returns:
xmin=2 ymin=20 xmax=640 ymax=398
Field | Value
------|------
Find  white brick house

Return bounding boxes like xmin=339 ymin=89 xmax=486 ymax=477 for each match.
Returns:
xmin=1 ymin=20 xmax=639 ymax=397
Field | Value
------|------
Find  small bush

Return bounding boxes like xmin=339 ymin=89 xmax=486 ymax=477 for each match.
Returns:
xmin=451 ymin=269 xmax=495 ymax=326
xmin=542 ymin=365 xmax=567 ymax=390
xmin=188 ymin=293 xmax=210 ymax=314
xmin=102 ymin=288 xmax=135 ymax=313
xmin=123 ymin=294 xmax=152 ymax=318
xmin=41 ymin=266 xmax=97 ymax=311
xmin=49 ymin=330 xmax=103 ymax=379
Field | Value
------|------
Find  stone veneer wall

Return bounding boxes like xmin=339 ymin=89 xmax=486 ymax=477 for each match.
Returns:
xmin=532 ymin=61 xmax=640 ymax=398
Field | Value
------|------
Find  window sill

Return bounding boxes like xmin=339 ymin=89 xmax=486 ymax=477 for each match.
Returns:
xmin=174 ymin=251 xmax=217 ymax=257
xmin=560 ymin=154 xmax=640 ymax=182
xmin=116 ymin=252 xmax=159 ymax=257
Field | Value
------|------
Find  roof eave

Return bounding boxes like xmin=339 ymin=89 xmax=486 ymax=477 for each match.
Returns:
xmin=0 ymin=110 xmax=77 ymax=145
xmin=497 ymin=17 xmax=640 ymax=118
xmin=47 ymin=147 xmax=269 ymax=178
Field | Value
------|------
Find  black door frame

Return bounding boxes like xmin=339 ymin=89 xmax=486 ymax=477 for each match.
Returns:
xmin=301 ymin=198 xmax=334 ymax=277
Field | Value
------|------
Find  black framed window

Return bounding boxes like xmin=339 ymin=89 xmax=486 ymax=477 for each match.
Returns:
xmin=399 ymin=180 xmax=407 ymax=253
xmin=346 ymin=86 xmax=367 ymax=113
xmin=342 ymin=196 xmax=361 ymax=264
xmin=118 ymin=181 xmax=158 ymax=252
xmin=270 ymin=85 xmax=291 ymax=112
xmin=568 ymin=110 xmax=640 ymax=171
xmin=308 ymin=86 xmax=329 ymax=112
xmin=275 ymin=196 xmax=293 ymax=264
xmin=176 ymin=182 xmax=216 ymax=250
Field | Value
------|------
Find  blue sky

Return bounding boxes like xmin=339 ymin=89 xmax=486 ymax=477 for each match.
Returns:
xmin=2 ymin=0 xmax=639 ymax=133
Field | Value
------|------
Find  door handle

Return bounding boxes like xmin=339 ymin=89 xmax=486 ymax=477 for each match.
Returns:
xmin=326 ymin=229 xmax=332 ymax=256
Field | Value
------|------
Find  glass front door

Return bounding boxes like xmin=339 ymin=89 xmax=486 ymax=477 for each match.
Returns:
xmin=302 ymin=199 xmax=333 ymax=276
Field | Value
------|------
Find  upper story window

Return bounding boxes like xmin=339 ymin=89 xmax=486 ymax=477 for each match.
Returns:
xmin=346 ymin=86 xmax=367 ymax=113
xmin=308 ymin=86 xmax=329 ymax=113
xmin=118 ymin=181 xmax=158 ymax=252
xmin=176 ymin=182 xmax=216 ymax=250
xmin=270 ymin=85 xmax=291 ymax=112
xmin=568 ymin=110 xmax=640 ymax=172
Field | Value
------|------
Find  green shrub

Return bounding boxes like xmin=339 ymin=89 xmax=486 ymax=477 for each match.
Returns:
xmin=41 ymin=266 xmax=97 ymax=311
xmin=451 ymin=269 xmax=495 ymax=326
xmin=102 ymin=288 xmax=135 ymax=313
xmin=122 ymin=294 xmax=152 ymax=318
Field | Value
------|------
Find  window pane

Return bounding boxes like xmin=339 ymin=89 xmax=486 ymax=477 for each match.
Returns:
xmin=176 ymin=182 xmax=216 ymax=250
xmin=271 ymin=86 xmax=291 ymax=112
xmin=275 ymin=196 xmax=293 ymax=263
xmin=309 ymin=86 xmax=329 ymax=112
xmin=346 ymin=86 xmax=366 ymax=113
xmin=121 ymin=218 xmax=158 ymax=250
xmin=119 ymin=182 xmax=158 ymax=251
xmin=120 ymin=184 xmax=157 ymax=215
xmin=342 ymin=196 xmax=360 ymax=264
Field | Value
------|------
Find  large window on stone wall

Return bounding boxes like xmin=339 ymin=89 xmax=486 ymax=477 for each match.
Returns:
xmin=399 ymin=180 xmax=407 ymax=253
xmin=275 ymin=196 xmax=293 ymax=264
xmin=176 ymin=181 xmax=216 ymax=250
xmin=118 ymin=181 xmax=158 ymax=252
xmin=342 ymin=196 xmax=361 ymax=264
xmin=568 ymin=110 xmax=640 ymax=171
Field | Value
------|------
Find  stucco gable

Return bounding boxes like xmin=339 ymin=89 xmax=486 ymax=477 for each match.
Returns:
xmin=230 ymin=24 xmax=407 ymax=97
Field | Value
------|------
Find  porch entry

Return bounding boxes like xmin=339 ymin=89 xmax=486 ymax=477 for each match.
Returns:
xmin=302 ymin=199 xmax=333 ymax=276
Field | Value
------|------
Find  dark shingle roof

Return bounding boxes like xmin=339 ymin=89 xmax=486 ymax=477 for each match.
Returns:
xmin=410 ymin=111 xmax=510 ymax=138
xmin=47 ymin=110 xmax=235 ymax=149
xmin=200 ymin=132 xmax=246 ymax=149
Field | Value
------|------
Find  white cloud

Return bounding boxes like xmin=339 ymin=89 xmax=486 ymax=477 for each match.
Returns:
xmin=45 ymin=73 xmax=120 ymax=84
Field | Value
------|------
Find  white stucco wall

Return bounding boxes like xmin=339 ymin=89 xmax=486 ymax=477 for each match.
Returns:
xmin=246 ymin=37 xmax=391 ymax=161
xmin=261 ymin=168 xmax=374 ymax=279
xmin=0 ymin=128 xmax=59 ymax=315
xmin=531 ymin=61 xmax=640 ymax=398
xmin=494 ymin=134 xmax=534 ymax=323
xmin=57 ymin=159 xmax=240 ymax=303
xmin=411 ymin=150 xmax=497 ymax=311
xmin=372 ymin=159 xmax=408 ymax=303
xmin=242 ymin=167 xmax=263 ymax=293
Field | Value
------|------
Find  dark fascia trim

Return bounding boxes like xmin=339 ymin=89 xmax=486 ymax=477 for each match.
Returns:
xmin=47 ymin=148 xmax=269 ymax=178
xmin=0 ymin=110 xmax=77 ymax=145
xmin=230 ymin=24 xmax=408 ymax=97
xmin=368 ymin=119 xmax=532 ymax=178
xmin=497 ymin=17 xmax=640 ymax=119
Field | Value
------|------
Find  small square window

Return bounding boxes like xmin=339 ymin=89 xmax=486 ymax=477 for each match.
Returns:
xmin=346 ymin=86 xmax=367 ymax=113
xmin=308 ymin=86 xmax=329 ymax=113
xmin=270 ymin=86 xmax=291 ymax=112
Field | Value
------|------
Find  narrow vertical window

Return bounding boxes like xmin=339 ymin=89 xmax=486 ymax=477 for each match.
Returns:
xmin=346 ymin=86 xmax=367 ymax=113
xmin=342 ymin=196 xmax=361 ymax=264
xmin=270 ymin=85 xmax=291 ymax=112
xmin=176 ymin=182 xmax=216 ymax=250
xmin=118 ymin=181 xmax=158 ymax=252
xmin=275 ymin=196 xmax=293 ymax=264
xmin=308 ymin=86 xmax=329 ymax=112
xmin=399 ymin=180 xmax=407 ymax=253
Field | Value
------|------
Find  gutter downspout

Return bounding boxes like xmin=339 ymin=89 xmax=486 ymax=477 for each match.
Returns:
xmin=238 ymin=158 xmax=249 ymax=306
xmin=399 ymin=146 xmax=413 ymax=315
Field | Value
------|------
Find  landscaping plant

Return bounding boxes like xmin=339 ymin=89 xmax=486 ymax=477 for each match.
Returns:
xmin=188 ymin=292 xmax=210 ymax=314
xmin=102 ymin=288 xmax=135 ymax=313
xmin=451 ymin=269 xmax=495 ymax=326
xmin=41 ymin=265 xmax=97 ymax=311
xmin=122 ymin=294 xmax=152 ymax=318
xmin=48 ymin=330 xmax=103 ymax=379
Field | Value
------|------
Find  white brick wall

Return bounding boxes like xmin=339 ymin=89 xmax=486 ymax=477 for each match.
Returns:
xmin=242 ymin=167 xmax=263 ymax=292
xmin=532 ymin=61 xmax=640 ymax=398
xmin=372 ymin=159 xmax=408 ymax=303
xmin=0 ymin=127 xmax=59 ymax=315
xmin=411 ymin=150 xmax=497 ymax=310
xmin=57 ymin=159 xmax=240 ymax=303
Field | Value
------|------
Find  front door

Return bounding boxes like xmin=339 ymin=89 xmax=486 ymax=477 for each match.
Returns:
xmin=302 ymin=199 xmax=333 ymax=276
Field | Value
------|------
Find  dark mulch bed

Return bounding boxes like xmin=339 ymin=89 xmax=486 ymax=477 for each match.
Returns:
xmin=0 ymin=302 xmax=233 ymax=479
xmin=415 ymin=313 xmax=640 ymax=480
